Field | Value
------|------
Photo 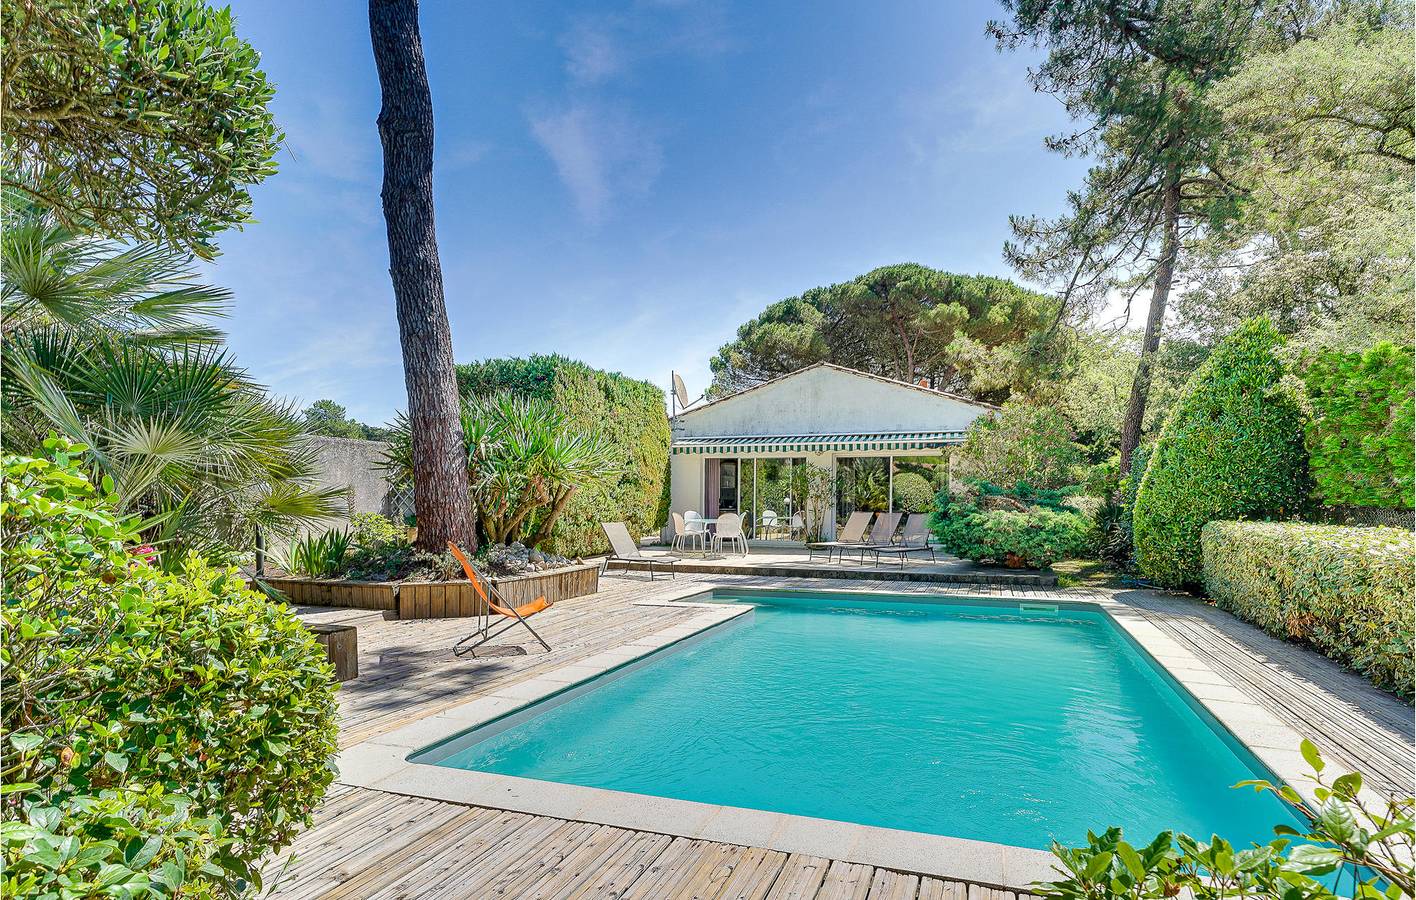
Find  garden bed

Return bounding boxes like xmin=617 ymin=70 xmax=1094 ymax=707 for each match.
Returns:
xmin=259 ymin=562 xmax=601 ymax=619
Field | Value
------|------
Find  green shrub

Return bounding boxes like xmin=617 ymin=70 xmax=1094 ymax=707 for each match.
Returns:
xmin=456 ymin=354 xmax=669 ymax=556
xmin=282 ymin=527 xmax=352 ymax=578
xmin=1133 ymin=319 xmax=1310 ymax=587
xmin=1039 ymin=742 xmax=1413 ymax=900
xmin=349 ymin=512 xmax=406 ymax=550
xmin=929 ymin=484 xmax=1093 ymax=569
xmin=1302 ymin=342 xmax=1414 ymax=510
xmin=2 ymin=440 xmax=339 ymax=894
xmin=1201 ymin=520 xmax=1414 ymax=698
xmin=889 ymin=471 xmax=935 ymax=513
xmin=951 ymin=400 xmax=1084 ymax=490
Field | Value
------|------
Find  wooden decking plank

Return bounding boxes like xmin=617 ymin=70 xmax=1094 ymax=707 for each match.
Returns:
xmin=620 ymin=837 xmax=714 ymax=899
xmin=762 ymin=853 xmax=830 ymax=900
xmin=320 ymin=806 xmax=533 ymax=899
xmin=864 ymin=868 xmax=919 ymax=900
xmin=709 ymin=846 xmax=792 ymax=900
xmin=376 ymin=810 xmax=570 ymax=899
xmin=458 ymin=819 xmax=603 ymax=898
xmin=563 ymin=830 xmax=676 ymax=900
xmin=514 ymin=824 xmax=638 ymax=899
xmin=814 ymin=859 xmax=873 ymax=900
xmin=647 ymin=839 xmax=744 ymax=899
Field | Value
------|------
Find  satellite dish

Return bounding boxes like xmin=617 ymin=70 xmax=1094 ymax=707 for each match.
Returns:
xmin=672 ymin=372 xmax=690 ymax=411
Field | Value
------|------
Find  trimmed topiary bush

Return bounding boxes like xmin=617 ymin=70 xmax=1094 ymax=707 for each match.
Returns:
xmin=1133 ymin=319 xmax=1310 ymax=587
xmin=456 ymin=355 xmax=669 ymax=556
xmin=1201 ymin=521 xmax=1414 ymax=698
xmin=929 ymin=484 xmax=1093 ymax=569
xmin=1302 ymin=342 xmax=1414 ymax=510
xmin=2 ymin=440 xmax=339 ymax=895
xmin=890 ymin=471 xmax=935 ymax=513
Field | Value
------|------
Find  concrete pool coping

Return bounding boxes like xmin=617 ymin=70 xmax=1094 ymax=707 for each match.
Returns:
xmin=331 ymin=582 xmax=1339 ymax=890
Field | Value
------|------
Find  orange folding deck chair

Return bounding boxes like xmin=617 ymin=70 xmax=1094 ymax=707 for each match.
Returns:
xmin=447 ymin=542 xmax=553 ymax=656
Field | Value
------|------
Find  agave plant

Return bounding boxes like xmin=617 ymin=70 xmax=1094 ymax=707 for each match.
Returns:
xmin=382 ymin=392 xmax=619 ymax=549
xmin=1 ymin=196 xmax=346 ymax=566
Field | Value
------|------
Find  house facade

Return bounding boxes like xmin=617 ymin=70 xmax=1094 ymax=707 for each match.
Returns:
xmin=668 ymin=363 xmax=996 ymax=538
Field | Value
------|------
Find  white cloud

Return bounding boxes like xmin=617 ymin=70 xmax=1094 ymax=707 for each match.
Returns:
xmin=560 ymin=21 xmax=625 ymax=84
xmin=528 ymin=103 xmax=663 ymax=224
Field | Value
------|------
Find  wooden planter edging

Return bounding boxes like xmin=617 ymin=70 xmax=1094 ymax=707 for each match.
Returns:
xmin=256 ymin=563 xmax=601 ymax=619
xmin=259 ymin=577 xmax=397 ymax=610
xmin=397 ymin=562 xmax=601 ymax=620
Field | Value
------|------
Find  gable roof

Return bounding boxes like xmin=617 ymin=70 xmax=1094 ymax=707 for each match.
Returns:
xmin=676 ymin=362 xmax=999 ymax=420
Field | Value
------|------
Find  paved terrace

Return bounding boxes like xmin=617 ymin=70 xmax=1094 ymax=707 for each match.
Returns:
xmin=263 ymin=573 xmax=1414 ymax=899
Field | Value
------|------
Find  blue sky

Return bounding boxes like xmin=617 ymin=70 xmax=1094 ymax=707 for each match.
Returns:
xmin=208 ymin=0 xmax=1089 ymax=426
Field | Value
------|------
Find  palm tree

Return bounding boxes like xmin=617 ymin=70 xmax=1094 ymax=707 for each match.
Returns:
xmin=1 ymin=196 xmax=346 ymax=567
xmin=368 ymin=0 xmax=476 ymax=552
xmin=1 ymin=189 xmax=228 ymax=346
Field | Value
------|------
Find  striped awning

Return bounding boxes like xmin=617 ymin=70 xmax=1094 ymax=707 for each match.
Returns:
xmin=670 ymin=431 xmax=965 ymax=455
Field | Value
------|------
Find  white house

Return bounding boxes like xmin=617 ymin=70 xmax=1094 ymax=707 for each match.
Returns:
xmin=668 ymin=363 xmax=996 ymax=538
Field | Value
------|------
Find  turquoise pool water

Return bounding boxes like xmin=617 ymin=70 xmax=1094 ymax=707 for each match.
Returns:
xmin=418 ymin=590 xmax=1303 ymax=850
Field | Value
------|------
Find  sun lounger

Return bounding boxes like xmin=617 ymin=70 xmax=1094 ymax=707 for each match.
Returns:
xmin=600 ymin=522 xmax=680 ymax=580
xmin=863 ymin=515 xmax=936 ymax=567
xmin=447 ymin=542 xmax=553 ymax=656
xmin=806 ymin=511 xmax=873 ymax=562
xmin=853 ymin=512 xmax=903 ymax=562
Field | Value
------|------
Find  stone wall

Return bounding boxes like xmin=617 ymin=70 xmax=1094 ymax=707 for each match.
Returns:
xmin=308 ymin=436 xmax=409 ymax=527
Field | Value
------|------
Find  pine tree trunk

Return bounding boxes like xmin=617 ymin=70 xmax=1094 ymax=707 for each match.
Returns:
xmin=1118 ymin=174 xmax=1182 ymax=476
xmin=369 ymin=0 xmax=475 ymax=552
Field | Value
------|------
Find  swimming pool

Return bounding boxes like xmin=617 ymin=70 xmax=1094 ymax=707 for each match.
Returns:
xmin=414 ymin=589 xmax=1302 ymax=851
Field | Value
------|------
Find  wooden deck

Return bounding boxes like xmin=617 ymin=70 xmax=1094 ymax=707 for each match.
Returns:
xmin=263 ymin=783 xmax=1037 ymax=900
xmin=265 ymin=573 xmax=1413 ymax=898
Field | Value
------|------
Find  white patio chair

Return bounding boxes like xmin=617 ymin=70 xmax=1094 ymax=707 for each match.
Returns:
xmin=788 ymin=512 xmax=805 ymax=540
xmin=682 ymin=512 xmax=708 ymax=549
xmin=671 ymin=511 xmax=705 ymax=553
xmin=760 ymin=509 xmax=779 ymax=539
xmin=713 ymin=512 xmax=748 ymax=556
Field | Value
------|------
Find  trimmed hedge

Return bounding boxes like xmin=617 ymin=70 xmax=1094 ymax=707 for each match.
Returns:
xmin=1133 ymin=319 xmax=1310 ymax=587
xmin=456 ymin=355 xmax=669 ymax=556
xmin=1302 ymin=342 xmax=1414 ymax=510
xmin=1201 ymin=521 xmax=1414 ymax=698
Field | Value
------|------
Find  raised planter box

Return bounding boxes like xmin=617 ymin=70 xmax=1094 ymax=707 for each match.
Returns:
xmin=396 ymin=562 xmax=600 ymax=619
xmin=256 ymin=563 xmax=601 ymax=619
xmin=260 ymin=577 xmax=397 ymax=610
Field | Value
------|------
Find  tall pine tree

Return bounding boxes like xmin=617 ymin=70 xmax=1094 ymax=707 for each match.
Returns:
xmin=991 ymin=0 xmax=1266 ymax=472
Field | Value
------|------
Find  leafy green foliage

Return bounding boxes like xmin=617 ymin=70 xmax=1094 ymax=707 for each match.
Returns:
xmin=0 ymin=0 xmax=282 ymax=258
xmin=1036 ymin=741 xmax=1414 ymax=900
xmin=2 ymin=441 xmax=339 ymax=895
xmin=3 ymin=786 xmax=227 ymax=899
xmin=0 ymin=199 xmax=347 ymax=565
xmin=281 ymin=529 xmax=353 ymax=579
xmin=385 ymin=391 xmax=620 ymax=550
xmin=889 ymin=472 xmax=935 ymax=513
xmin=302 ymin=399 xmax=392 ymax=441
xmin=1179 ymin=10 xmax=1414 ymax=350
xmin=454 ymin=355 xmax=669 ymax=556
xmin=952 ymin=400 xmax=1085 ymax=490
xmin=1302 ymin=343 xmax=1414 ymax=510
xmin=0 ymin=187 xmax=229 ymax=346
xmin=929 ymin=483 xmax=1093 ymax=569
xmin=349 ymin=512 xmax=406 ymax=550
xmin=1133 ymin=319 xmax=1310 ymax=587
xmin=1202 ymin=521 xmax=1414 ymax=698
xmin=709 ymin=264 xmax=1063 ymax=402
